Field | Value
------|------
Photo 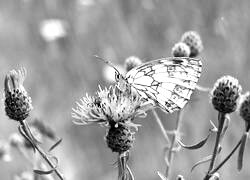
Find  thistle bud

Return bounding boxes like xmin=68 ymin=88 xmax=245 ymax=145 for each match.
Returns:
xmin=211 ymin=76 xmax=241 ymax=114
xmin=172 ymin=42 xmax=191 ymax=57
xmin=239 ymin=92 xmax=250 ymax=130
xmin=181 ymin=31 xmax=203 ymax=57
xmin=4 ymin=68 xmax=33 ymax=121
xmin=105 ymin=123 xmax=134 ymax=153
xmin=124 ymin=56 xmax=142 ymax=72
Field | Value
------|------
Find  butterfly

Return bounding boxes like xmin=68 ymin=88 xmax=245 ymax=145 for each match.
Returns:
xmin=96 ymin=56 xmax=202 ymax=113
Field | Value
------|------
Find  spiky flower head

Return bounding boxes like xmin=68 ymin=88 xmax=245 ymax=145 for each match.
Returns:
xmin=4 ymin=68 xmax=33 ymax=121
xmin=211 ymin=76 xmax=242 ymax=114
xmin=105 ymin=123 xmax=134 ymax=153
xmin=239 ymin=92 xmax=250 ymax=129
xmin=124 ymin=56 xmax=142 ymax=72
xmin=72 ymin=85 xmax=150 ymax=128
xmin=181 ymin=31 xmax=203 ymax=57
xmin=172 ymin=42 xmax=191 ymax=57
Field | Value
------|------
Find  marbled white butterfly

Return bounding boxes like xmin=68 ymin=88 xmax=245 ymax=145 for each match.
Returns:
xmin=97 ymin=56 xmax=202 ymax=113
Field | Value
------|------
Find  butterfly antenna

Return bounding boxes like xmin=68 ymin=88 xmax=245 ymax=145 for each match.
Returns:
xmin=94 ymin=55 xmax=120 ymax=74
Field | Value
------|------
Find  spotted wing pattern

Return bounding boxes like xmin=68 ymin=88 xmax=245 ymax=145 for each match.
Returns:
xmin=125 ymin=57 xmax=202 ymax=113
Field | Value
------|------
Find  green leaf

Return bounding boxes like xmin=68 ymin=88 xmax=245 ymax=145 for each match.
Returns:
xmin=209 ymin=120 xmax=218 ymax=132
xmin=49 ymin=138 xmax=62 ymax=152
xmin=191 ymin=155 xmax=212 ymax=172
xmin=157 ymin=171 xmax=168 ymax=180
xmin=126 ymin=165 xmax=135 ymax=180
xmin=34 ymin=169 xmax=54 ymax=175
xmin=237 ymin=132 xmax=248 ymax=171
xmin=178 ymin=132 xmax=211 ymax=150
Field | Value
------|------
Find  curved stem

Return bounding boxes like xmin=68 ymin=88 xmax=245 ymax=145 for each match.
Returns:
xmin=118 ymin=152 xmax=129 ymax=180
xmin=19 ymin=120 xmax=64 ymax=180
xmin=165 ymin=110 xmax=183 ymax=178
xmin=205 ymin=112 xmax=225 ymax=179
xmin=210 ymin=138 xmax=242 ymax=175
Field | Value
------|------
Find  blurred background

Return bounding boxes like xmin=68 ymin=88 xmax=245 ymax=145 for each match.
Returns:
xmin=0 ymin=0 xmax=250 ymax=180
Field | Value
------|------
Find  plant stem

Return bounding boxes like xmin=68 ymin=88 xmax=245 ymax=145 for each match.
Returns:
xmin=210 ymin=138 xmax=242 ymax=175
xmin=165 ymin=110 xmax=183 ymax=179
xmin=20 ymin=121 xmax=64 ymax=180
xmin=152 ymin=109 xmax=170 ymax=144
xmin=118 ymin=152 xmax=129 ymax=180
xmin=205 ymin=112 xmax=225 ymax=179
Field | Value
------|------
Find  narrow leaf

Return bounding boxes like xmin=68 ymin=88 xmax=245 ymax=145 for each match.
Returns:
xmin=126 ymin=165 xmax=135 ymax=180
xmin=18 ymin=125 xmax=36 ymax=153
xmin=209 ymin=120 xmax=218 ymax=132
xmin=34 ymin=169 xmax=54 ymax=175
xmin=178 ymin=132 xmax=211 ymax=150
xmin=191 ymin=155 xmax=212 ymax=172
xmin=157 ymin=171 xmax=168 ymax=180
xmin=220 ymin=115 xmax=230 ymax=141
xmin=49 ymin=138 xmax=62 ymax=152
xmin=237 ymin=132 xmax=248 ymax=171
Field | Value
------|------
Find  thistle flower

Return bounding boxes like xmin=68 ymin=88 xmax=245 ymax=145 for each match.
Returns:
xmin=171 ymin=42 xmax=191 ymax=57
xmin=181 ymin=31 xmax=203 ymax=57
xmin=4 ymin=68 xmax=33 ymax=121
xmin=105 ymin=123 xmax=135 ymax=153
xmin=211 ymin=76 xmax=242 ymax=114
xmin=239 ymin=92 xmax=250 ymax=129
xmin=72 ymin=85 xmax=149 ymax=128
xmin=124 ymin=56 xmax=142 ymax=72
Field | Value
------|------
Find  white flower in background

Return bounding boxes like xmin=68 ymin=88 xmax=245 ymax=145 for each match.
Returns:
xmin=0 ymin=140 xmax=12 ymax=162
xmin=102 ymin=64 xmax=125 ymax=83
xmin=78 ymin=0 xmax=95 ymax=6
xmin=39 ymin=19 xmax=67 ymax=42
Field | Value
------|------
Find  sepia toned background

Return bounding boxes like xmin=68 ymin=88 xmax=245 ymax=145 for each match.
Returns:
xmin=0 ymin=0 xmax=250 ymax=180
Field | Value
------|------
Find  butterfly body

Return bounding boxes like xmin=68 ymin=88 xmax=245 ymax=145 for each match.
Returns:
xmin=123 ymin=57 xmax=202 ymax=113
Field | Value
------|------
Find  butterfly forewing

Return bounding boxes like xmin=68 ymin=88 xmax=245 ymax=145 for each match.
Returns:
xmin=125 ymin=57 xmax=202 ymax=113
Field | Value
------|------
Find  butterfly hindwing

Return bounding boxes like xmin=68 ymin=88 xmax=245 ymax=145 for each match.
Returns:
xmin=125 ymin=57 xmax=202 ymax=113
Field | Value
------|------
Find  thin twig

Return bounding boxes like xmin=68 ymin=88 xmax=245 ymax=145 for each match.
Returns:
xmin=165 ymin=110 xmax=183 ymax=178
xmin=19 ymin=121 xmax=64 ymax=180
xmin=152 ymin=109 xmax=170 ymax=144
xmin=210 ymin=138 xmax=242 ymax=175
xmin=205 ymin=112 xmax=225 ymax=179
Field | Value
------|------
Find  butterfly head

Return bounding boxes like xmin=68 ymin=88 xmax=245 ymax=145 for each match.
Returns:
xmin=114 ymin=71 xmax=130 ymax=92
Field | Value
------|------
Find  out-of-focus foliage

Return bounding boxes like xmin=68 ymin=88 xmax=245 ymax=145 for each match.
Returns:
xmin=0 ymin=0 xmax=250 ymax=180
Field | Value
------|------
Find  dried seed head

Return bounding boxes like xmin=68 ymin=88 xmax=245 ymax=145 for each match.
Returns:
xmin=4 ymin=68 xmax=33 ymax=121
xmin=172 ymin=42 xmax=191 ymax=57
xmin=211 ymin=76 xmax=241 ymax=113
xmin=124 ymin=56 xmax=142 ymax=72
xmin=181 ymin=31 xmax=203 ymax=57
xmin=105 ymin=123 xmax=134 ymax=153
xmin=239 ymin=92 xmax=250 ymax=125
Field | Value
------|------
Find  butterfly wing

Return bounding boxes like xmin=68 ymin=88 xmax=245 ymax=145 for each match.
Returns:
xmin=125 ymin=57 xmax=202 ymax=113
